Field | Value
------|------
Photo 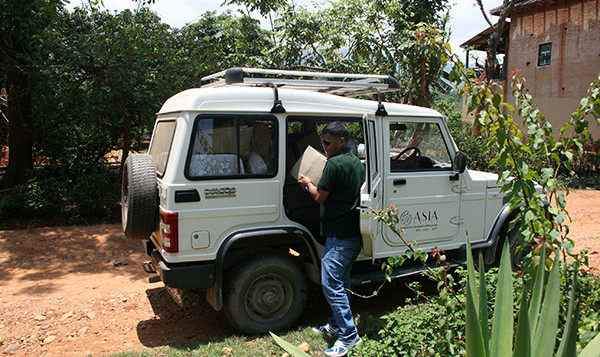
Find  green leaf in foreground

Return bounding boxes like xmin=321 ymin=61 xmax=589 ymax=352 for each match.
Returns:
xmin=578 ymin=331 xmax=600 ymax=357
xmin=489 ymin=238 xmax=513 ymax=356
xmin=270 ymin=332 xmax=311 ymax=357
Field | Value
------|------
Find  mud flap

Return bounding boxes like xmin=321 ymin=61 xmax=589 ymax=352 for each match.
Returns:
xmin=206 ymin=284 xmax=223 ymax=311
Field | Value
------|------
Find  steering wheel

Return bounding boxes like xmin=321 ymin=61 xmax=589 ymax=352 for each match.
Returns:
xmin=393 ymin=146 xmax=421 ymax=161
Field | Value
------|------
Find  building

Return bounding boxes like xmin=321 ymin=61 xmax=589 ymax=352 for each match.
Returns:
xmin=462 ymin=0 xmax=600 ymax=139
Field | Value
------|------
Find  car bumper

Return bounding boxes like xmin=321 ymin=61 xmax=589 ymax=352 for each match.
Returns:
xmin=146 ymin=241 xmax=216 ymax=289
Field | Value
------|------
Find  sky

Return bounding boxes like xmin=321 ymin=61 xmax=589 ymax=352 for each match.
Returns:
xmin=66 ymin=0 xmax=503 ymax=60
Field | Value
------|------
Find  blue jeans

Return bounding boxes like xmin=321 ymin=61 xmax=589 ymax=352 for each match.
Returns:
xmin=321 ymin=235 xmax=362 ymax=341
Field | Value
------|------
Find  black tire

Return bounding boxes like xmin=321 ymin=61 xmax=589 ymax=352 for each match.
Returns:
xmin=507 ymin=224 xmax=533 ymax=271
xmin=495 ymin=223 xmax=529 ymax=271
xmin=224 ymin=252 xmax=307 ymax=334
xmin=121 ymin=154 xmax=158 ymax=240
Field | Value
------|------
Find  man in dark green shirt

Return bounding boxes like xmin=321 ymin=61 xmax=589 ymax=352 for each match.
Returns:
xmin=298 ymin=121 xmax=365 ymax=357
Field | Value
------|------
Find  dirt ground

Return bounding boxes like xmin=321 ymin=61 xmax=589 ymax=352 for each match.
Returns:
xmin=0 ymin=189 xmax=599 ymax=356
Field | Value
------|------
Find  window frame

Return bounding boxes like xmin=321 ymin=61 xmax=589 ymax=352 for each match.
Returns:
xmin=388 ymin=120 xmax=453 ymax=173
xmin=149 ymin=119 xmax=177 ymax=178
xmin=184 ymin=113 xmax=279 ymax=181
xmin=537 ymin=42 xmax=552 ymax=67
xmin=286 ymin=115 xmax=365 ymax=156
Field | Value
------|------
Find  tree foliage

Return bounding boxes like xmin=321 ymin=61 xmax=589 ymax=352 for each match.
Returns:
xmin=269 ymin=0 xmax=450 ymax=106
xmin=0 ymin=0 xmax=451 ymax=220
xmin=38 ymin=7 xmax=179 ymax=165
xmin=0 ymin=0 xmax=64 ymax=188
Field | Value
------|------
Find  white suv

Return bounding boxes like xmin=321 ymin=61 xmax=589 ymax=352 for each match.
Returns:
xmin=121 ymin=68 xmax=513 ymax=334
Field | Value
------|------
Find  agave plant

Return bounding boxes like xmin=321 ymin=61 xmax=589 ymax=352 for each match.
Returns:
xmin=465 ymin=238 xmax=600 ymax=356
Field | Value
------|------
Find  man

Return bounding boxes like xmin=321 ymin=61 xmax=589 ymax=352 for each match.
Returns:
xmin=298 ymin=121 xmax=365 ymax=357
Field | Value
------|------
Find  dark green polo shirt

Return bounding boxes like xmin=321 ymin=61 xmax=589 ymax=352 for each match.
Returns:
xmin=317 ymin=146 xmax=365 ymax=238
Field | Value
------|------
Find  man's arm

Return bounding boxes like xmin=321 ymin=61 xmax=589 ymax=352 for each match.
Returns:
xmin=298 ymin=175 xmax=329 ymax=204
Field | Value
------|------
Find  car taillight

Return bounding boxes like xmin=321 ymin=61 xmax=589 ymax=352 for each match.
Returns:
xmin=160 ymin=210 xmax=179 ymax=253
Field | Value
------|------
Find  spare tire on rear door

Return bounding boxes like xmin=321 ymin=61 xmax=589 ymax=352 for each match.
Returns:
xmin=121 ymin=154 xmax=158 ymax=240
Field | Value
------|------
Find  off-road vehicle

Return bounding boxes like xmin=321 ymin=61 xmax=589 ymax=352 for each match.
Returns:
xmin=121 ymin=68 xmax=515 ymax=334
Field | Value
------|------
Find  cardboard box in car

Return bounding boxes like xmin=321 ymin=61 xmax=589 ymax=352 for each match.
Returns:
xmin=290 ymin=145 xmax=327 ymax=185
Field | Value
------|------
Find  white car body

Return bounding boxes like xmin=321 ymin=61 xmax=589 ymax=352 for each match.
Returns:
xmin=124 ymin=69 xmax=513 ymax=334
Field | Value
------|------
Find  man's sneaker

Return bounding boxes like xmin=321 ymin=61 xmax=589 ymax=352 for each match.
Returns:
xmin=312 ymin=323 xmax=339 ymax=335
xmin=324 ymin=335 xmax=362 ymax=357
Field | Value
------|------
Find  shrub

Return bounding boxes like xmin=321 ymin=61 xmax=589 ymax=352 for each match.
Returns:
xmin=447 ymin=118 xmax=499 ymax=172
xmin=0 ymin=176 xmax=68 ymax=219
xmin=69 ymin=164 xmax=120 ymax=221
xmin=0 ymin=161 xmax=120 ymax=224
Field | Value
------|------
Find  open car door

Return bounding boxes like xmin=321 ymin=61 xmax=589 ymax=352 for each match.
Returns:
xmin=359 ymin=113 xmax=383 ymax=257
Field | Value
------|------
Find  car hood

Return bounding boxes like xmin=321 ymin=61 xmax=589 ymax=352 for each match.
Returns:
xmin=469 ymin=170 xmax=500 ymax=188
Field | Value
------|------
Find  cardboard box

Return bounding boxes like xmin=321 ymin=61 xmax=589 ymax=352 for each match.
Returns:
xmin=290 ymin=145 xmax=327 ymax=185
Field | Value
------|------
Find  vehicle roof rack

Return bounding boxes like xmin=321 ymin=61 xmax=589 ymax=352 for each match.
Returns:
xmin=200 ymin=67 xmax=401 ymax=97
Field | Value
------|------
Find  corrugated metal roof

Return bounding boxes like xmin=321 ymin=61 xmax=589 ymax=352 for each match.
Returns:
xmin=490 ymin=0 xmax=549 ymax=16
xmin=460 ymin=21 xmax=510 ymax=51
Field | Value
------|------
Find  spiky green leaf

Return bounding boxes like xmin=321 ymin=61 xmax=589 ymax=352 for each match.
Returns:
xmin=556 ymin=264 xmax=579 ymax=357
xmin=531 ymin=253 xmax=561 ymax=357
xmin=479 ymin=251 xmax=489 ymax=355
xmin=528 ymin=248 xmax=546 ymax=336
xmin=466 ymin=265 xmax=487 ymax=357
xmin=579 ymin=330 xmax=600 ymax=357
xmin=466 ymin=238 xmax=479 ymax=311
xmin=269 ymin=332 xmax=311 ymax=357
xmin=513 ymin=284 xmax=531 ymax=357
xmin=489 ymin=238 xmax=513 ymax=356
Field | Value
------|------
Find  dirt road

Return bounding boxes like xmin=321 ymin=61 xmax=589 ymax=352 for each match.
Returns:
xmin=0 ymin=189 xmax=598 ymax=356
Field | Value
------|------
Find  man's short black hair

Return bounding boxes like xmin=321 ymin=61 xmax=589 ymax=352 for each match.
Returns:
xmin=322 ymin=121 xmax=349 ymax=139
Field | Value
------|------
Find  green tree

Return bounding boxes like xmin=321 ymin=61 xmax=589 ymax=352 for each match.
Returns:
xmin=0 ymin=0 xmax=63 ymax=189
xmin=270 ymin=0 xmax=450 ymax=106
xmin=177 ymin=11 xmax=274 ymax=83
xmin=37 ymin=6 xmax=179 ymax=167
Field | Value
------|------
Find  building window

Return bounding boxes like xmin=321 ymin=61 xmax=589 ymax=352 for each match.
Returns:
xmin=538 ymin=43 xmax=552 ymax=67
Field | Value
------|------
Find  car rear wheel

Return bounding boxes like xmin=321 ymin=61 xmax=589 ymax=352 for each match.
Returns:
xmin=121 ymin=154 xmax=158 ymax=240
xmin=224 ymin=252 xmax=307 ymax=334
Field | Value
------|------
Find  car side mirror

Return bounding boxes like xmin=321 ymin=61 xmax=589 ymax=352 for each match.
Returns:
xmin=454 ymin=151 xmax=467 ymax=174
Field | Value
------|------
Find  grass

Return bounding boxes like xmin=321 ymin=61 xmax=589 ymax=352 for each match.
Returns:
xmin=107 ymin=277 xmax=434 ymax=357
xmin=109 ymin=326 xmax=338 ymax=356
xmin=108 ymin=312 xmax=389 ymax=356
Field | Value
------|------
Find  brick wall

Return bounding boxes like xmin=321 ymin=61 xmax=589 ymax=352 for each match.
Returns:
xmin=504 ymin=0 xmax=600 ymax=138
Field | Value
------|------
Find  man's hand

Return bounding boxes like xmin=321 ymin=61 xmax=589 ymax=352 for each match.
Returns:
xmin=298 ymin=174 xmax=329 ymax=203
xmin=298 ymin=174 xmax=310 ymax=188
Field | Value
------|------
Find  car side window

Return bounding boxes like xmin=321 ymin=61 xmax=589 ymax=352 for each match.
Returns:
xmin=186 ymin=116 xmax=278 ymax=179
xmin=149 ymin=120 xmax=176 ymax=177
xmin=389 ymin=121 xmax=451 ymax=171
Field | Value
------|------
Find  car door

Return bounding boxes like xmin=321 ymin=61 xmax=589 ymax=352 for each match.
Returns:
xmin=372 ymin=117 xmax=461 ymax=258
xmin=359 ymin=113 xmax=383 ymax=257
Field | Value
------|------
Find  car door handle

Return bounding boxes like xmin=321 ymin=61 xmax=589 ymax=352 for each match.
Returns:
xmin=393 ymin=179 xmax=407 ymax=186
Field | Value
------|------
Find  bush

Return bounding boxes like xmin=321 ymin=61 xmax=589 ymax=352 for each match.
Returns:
xmin=350 ymin=264 xmax=600 ymax=356
xmin=69 ymin=164 xmax=120 ymax=221
xmin=0 ymin=161 xmax=120 ymax=225
xmin=447 ymin=118 xmax=499 ymax=172
xmin=356 ymin=297 xmax=465 ymax=356
xmin=562 ymin=137 xmax=600 ymax=189
xmin=0 ymin=176 xmax=68 ymax=218
xmin=448 ymin=118 xmax=600 ymax=189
